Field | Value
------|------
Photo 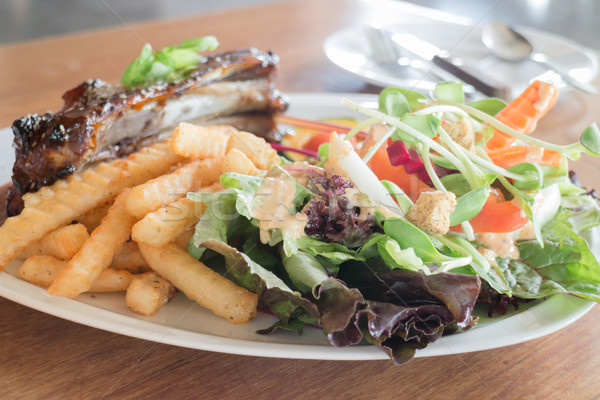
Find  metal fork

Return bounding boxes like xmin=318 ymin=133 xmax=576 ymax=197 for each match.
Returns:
xmin=365 ymin=25 xmax=404 ymax=69
xmin=364 ymin=25 xmax=449 ymax=84
xmin=363 ymin=25 xmax=476 ymax=95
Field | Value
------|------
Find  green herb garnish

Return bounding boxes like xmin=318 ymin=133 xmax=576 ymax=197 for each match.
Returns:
xmin=121 ymin=36 xmax=219 ymax=88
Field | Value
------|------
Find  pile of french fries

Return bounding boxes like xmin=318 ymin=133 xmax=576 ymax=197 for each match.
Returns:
xmin=0 ymin=122 xmax=280 ymax=324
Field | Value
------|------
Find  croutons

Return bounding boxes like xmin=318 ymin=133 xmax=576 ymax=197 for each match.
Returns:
xmin=407 ymin=190 xmax=457 ymax=235
xmin=444 ymin=118 xmax=475 ymax=152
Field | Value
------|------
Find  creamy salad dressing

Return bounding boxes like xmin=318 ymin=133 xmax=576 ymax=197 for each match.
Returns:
xmin=344 ymin=188 xmax=403 ymax=221
xmin=477 ymin=232 xmax=520 ymax=262
xmin=375 ymin=205 xmax=404 ymax=220
xmin=344 ymin=187 xmax=375 ymax=223
xmin=517 ymin=222 xmax=536 ymax=240
xmin=251 ymin=175 xmax=307 ymax=244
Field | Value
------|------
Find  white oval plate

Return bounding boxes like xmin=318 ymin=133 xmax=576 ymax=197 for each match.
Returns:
xmin=0 ymin=92 xmax=595 ymax=360
xmin=324 ymin=22 xmax=599 ymax=98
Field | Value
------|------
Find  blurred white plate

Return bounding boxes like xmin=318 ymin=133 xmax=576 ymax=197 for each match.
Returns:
xmin=0 ymin=93 xmax=595 ymax=361
xmin=324 ymin=22 xmax=599 ymax=98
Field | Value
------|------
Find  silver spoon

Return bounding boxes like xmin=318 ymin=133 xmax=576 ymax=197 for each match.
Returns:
xmin=481 ymin=22 xmax=597 ymax=94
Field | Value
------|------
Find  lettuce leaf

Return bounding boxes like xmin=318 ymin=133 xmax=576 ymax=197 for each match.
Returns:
xmin=383 ymin=217 xmax=472 ymax=270
xmin=338 ymin=262 xmax=480 ymax=328
xmin=559 ymin=192 xmax=600 ymax=233
xmin=297 ymin=236 xmax=365 ymax=265
xmin=314 ymin=278 xmax=366 ymax=347
xmin=281 ymin=250 xmax=329 ymax=296
xmin=330 ymin=263 xmax=480 ymax=364
xmin=200 ymin=239 xmax=477 ymax=364
xmin=499 ymin=218 xmax=600 ymax=301
xmin=360 ymin=301 xmax=454 ymax=364
xmin=377 ymin=238 xmax=425 ymax=272
xmin=219 ymin=172 xmax=264 ymax=219
xmin=187 ymin=190 xmax=238 ymax=258
xmin=200 ymin=240 xmax=320 ymax=332
xmin=443 ymin=235 xmax=511 ymax=295
xmin=312 ymin=277 xmax=458 ymax=365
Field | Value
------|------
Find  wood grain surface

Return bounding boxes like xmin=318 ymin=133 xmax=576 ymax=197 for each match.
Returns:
xmin=0 ymin=0 xmax=599 ymax=399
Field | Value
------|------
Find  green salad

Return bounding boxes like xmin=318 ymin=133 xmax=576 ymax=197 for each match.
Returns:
xmin=185 ymin=80 xmax=600 ymax=364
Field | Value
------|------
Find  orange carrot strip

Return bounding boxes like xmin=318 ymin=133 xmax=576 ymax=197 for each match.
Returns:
xmin=487 ymin=145 xmax=563 ymax=169
xmin=541 ymin=148 xmax=564 ymax=166
xmin=275 ymin=114 xmax=355 ymax=134
xmin=487 ymin=80 xmax=559 ymax=149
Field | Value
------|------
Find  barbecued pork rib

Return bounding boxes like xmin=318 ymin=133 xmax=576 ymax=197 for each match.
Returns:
xmin=8 ymin=48 xmax=288 ymax=216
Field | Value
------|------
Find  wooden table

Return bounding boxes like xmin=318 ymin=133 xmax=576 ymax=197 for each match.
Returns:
xmin=1 ymin=0 xmax=599 ymax=398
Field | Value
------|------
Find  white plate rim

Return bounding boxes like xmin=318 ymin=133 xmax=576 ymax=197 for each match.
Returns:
xmin=0 ymin=92 xmax=595 ymax=361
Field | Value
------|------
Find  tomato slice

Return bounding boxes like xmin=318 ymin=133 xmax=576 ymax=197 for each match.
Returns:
xmin=467 ymin=191 xmax=528 ymax=233
xmin=303 ymin=131 xmax=332 ymax=153
xmin=360 ymin=127 xmax=527 ymax=233
xmin=366 ymin=140 xmax=431 ymax=202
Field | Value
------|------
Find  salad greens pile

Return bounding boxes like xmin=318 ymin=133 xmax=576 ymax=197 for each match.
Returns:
xmin=185 ymin=82 xmax=600 ymax=364
xmin=121 ymin=36 xmax=219 ymax=88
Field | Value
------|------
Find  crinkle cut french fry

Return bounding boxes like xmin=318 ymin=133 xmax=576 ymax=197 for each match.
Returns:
xmin=222 ymin=148 xmax=260 ymax=176
xmin=22 ymin=179 xmax=69 ymax=208
xmin=19 ymin=255 xmax=64 ymax=287
xmin=138 ymin=242 xmax=258 ymax=324
xmin=125 ymin=158 xmax=222 ymax=219
xmin=91 ymin=267 xmax=133 ymax=292
xmin=18 ymin=223 xmax=89 ymax=260
xmin=111 ymin=241 xmax=151 ymax=274
xmin=131 ymin=197 xmax=206 ymax=247
xmin=226 ymin=130 xmax=280 ymax=170
xmin=48 ymin=189 xmax=138 ymax=298
xmin=193 ymin=158 xmax=223 ymax=186
xmin=126 ymin=272 xmax=178 ymax=316
xmin=170 ymin=123 xmax=236 ymax=159
xmin=173 ymin=228 xmax=194 ymax=249
xmin=0 ymin=141 xmax=182 ymax=270
xmin=76 ymin=201 xmax=112 ymax=233
xmin=19 ymin=255 xmax=132 ymax=292
xmin=121 ymin=141 xmax=185 ymax=188
xmin=131 ymin=183 xmax=222 ymax=247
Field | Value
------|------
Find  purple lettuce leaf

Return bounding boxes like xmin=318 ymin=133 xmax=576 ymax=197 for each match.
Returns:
xmin=304 ymin=172 xmax=382 ymax=248
xmin=338 ymin=262 xmax=480 ymax=328
xmin=200 ymin=239 xmax=480 ymax=364
xmin=314 ymin=271 xmax=477 ymax=364
xmin=314 ymin=277 xmax=456 ymax=364
xmin=314 ymin=278 xmax=366 ymax=346
xmin=379 ymin=270 xmax=480 ymax=328
xmin=477 ymin=281 xmax=533 ymax=317
xmin=360 ymin=301 xmax=454 ymax=364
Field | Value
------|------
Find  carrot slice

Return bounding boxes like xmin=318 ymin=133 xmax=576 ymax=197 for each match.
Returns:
xmin=275 ymin=115 xmax=357 ymax=134
xmin=487 ymin=80 xmax=559 ymax=149
xmin=487 ymin=144 xmax=563 ymax=169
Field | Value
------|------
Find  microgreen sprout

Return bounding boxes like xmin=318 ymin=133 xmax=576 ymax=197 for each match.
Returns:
xmin=344 ymin=117 xmax=379 ymax=141
xmin=361 ymin=126 xmax=395 ymax=164
xmin=341 ymin=98 xmax=472 ymax=179
xmin=442 ymin=102 xmax=600 ymax=161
